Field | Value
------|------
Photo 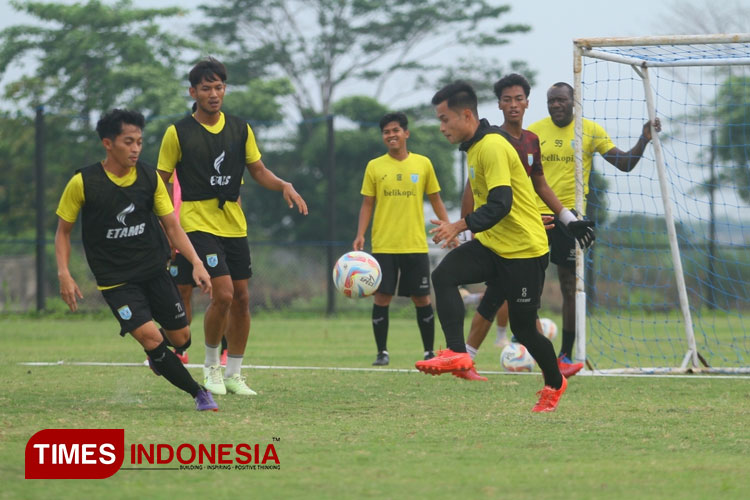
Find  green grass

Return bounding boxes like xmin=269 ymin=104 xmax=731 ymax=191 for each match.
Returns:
xmin=1 ymin=315 xmax=749 ymax=499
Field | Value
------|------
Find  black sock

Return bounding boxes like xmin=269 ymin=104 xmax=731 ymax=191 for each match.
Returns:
xmin=416 ymin=304 xmax=435 ymax=352
xmin=511 ymin=310 xmax=562 ymax=389
xmin=221 ymin=336 xmax=228 ymax=352
xmin=372 ymin=304 xmax=389 ymax=353
xmin=146 ymin=341 xmax=201 ymax=398
xmin=173 ymin=336 xmax=191 ymax=355
xmin=559 ymin=329 xmax=575 ymax=359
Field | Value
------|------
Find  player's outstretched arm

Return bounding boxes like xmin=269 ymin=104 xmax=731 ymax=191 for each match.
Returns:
xmin=247 ymin=159 xmax=308 ymax=215
xmin=603 ymin=118 xmax=662 ymax=172
xmin=428 ymin=192 xmax=458 ymax=248
xmin=54 ymin=218 xmax=83 ymax=312
xmin=353 ymin=196 xmax=374 ymax=251
xmin=159 ymin=212 xmax=212 ymax=298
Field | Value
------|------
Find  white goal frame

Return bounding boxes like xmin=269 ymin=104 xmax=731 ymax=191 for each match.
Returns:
xmin=572 ymin=33 xmax=750 ymax=374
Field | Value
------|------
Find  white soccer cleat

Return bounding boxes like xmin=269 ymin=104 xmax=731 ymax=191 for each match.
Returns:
xmin=203 ymin=365 xmax=227 ymax=395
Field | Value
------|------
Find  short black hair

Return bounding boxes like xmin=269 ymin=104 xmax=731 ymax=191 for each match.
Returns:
xmin=379 ymin=112 xmax=408 ymax=131
xmin=189 ymin=57 xmax=227 ymax=87
xmin=493 ymin=73 xmax=531 ymax=99
xmin=550 ymin=82 xmax=574 ymax=98
xmin=96 ymin=109 xmax=145 ymax=140
xmin=431 ymin=81 xmax=478 ymax=117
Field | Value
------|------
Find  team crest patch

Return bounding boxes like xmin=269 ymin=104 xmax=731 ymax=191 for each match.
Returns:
xmin=410 ymin=173 xmax=419 ymax=183
xmin=206 ymin=254 xmax=219 ymax=268
xmin=527 ymin=153 xmax=534 ymax=166
xmin=117 ymin=305 xmax=132 ymax=320
xmin=469 ymin=166 xmax=475 ymax=179
xmin=169 ymin=265 xmax=178 ymax=277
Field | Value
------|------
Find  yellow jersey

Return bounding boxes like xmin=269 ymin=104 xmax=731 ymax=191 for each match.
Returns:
xmin=467 ymin=134 xmax=548 ymax=259
xmin=360 ymin=152 xmax=440 ymax=253
xmin=156 ymin=112 xmax=262 ymax=237
xmin=528 ymin=117 xmax=615 ymax=213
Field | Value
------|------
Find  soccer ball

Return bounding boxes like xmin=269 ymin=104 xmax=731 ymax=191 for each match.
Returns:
xmin=500 ymin=343 xmax=535 ymax=372
xmin=332 ymin=251 xmax=382 ymax=298
xmin=539 ymin=317 xmax=558 ymax=340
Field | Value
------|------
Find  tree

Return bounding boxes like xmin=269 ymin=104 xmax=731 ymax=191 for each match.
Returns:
xmin=195 ymin=0 xmax=531 ymax=120
xmin=0 ymin=0 xmax=191 ymax=128
xmin=714 ymin=75 xmax=750 ymax=203
xmin=0 ymin=0 xmax=197 ymax=242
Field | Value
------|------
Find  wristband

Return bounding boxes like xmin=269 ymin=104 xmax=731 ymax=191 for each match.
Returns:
xmin=558 ymin=208 xmax=577 ymax=226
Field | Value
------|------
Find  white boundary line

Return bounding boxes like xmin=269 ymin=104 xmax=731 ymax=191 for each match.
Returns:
xmin=17 ymin=361 xmax=750 ymax=380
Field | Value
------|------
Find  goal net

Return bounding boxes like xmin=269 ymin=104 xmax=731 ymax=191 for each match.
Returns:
xmin=573 ymin=34 xmax=750 ymax=374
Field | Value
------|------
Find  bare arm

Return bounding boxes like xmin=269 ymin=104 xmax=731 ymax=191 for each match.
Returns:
xmin=353 ymin=196 xmax=374 ymax=251
xmin=460 ymin=180 xmax=474 ymax=217
xmin=603 ymin=118 xmax=662 ymax=172
xmin=531 ymin=173 xmax=564 ymax=216
xmin=427 ymin=192 xmax=450 ymax=223
xmin=247 ymin=159 xmax=308 ymax=215
xmin=159 ymin=212 xmax=212 ymax=297
xmin=55 ymin=218 xmax=83 ymax=312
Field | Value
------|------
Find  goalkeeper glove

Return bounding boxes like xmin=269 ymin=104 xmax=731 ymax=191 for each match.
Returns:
xmin=557 ymin=208 xmax=595 ymax=248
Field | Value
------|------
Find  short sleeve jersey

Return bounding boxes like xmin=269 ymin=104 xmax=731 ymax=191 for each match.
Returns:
xmin=528 ymin=116 xmax=615 ymax=213
xmin=56 ymin=166 xmax=173 ymax=223
xmin=360 ymin=152 xmax=440 ymax=253
xmin=467 ymin=134 xmax=548 ymax=259
xmin=156 ymin=112 xmax=262 ymax=237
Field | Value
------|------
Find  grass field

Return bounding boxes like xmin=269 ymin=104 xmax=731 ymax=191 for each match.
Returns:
xmin=1 ymin=313 xmax=749 ymax=499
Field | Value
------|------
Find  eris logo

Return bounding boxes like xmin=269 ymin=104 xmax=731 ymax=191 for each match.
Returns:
xmin=116 ymin=203 xmax=135 ymax=226
xmin=211 ymin=150 xmax=231 ymax=186
xmin=213 ymin=150 xmax=226 ymax=174
xmin=25 ymin=429 xmax=124 ymax=479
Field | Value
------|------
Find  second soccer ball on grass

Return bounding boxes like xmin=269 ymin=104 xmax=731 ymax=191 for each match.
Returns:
xmin=332 ymin=251 xmax=382 ymax=298
xmin=500 ymin=343 xmax=536 ymax=372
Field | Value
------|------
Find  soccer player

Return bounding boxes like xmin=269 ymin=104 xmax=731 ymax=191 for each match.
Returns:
xmin=529 ymin=82 xmax=661 ymax=365
xmin=353 ymin=112 xmax=452 ymax=366
xmin=157 ymin=57 xmax=308 ymax=396
xmin=458 ymin=74 xmax=592 ymax=381
xmin=54 ymin=109 xmax=218 ymax=412
xmin=416 ymin=81 xmax=568 ymax=412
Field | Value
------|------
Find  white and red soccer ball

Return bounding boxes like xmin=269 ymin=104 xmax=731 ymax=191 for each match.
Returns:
xmin=332 ymin=251 xmax=382 ymax=298
xmin=500 ymin=343 xmax=536 ymax=372
xmin=539 ymin=317 xmax=558 ymax=340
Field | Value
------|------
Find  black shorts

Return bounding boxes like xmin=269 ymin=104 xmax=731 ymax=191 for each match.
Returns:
xmin=169 ymin=253 xmax=195 ymax=286
xmin=546 ymin=214 xmax=576 ymax=269
xmin=477 ymin=268 xmax=547 ymax=320
xmin=185 ymin=231 xmax=252 ymax=281
xmin=372 ymin=253 xmax=431 ymax=297
xmin=437 ymin=239 xmax=548 ymax=312
xmin=101 ymin=270 xmax=189 ymax=336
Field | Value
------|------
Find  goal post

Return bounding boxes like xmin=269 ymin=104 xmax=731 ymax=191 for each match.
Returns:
xmin=572 ymin=34 xmax=750 ymax=374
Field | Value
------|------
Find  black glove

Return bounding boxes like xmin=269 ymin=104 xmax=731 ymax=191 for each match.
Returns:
xmin=566 ymin=220 xmax=595 ymax=248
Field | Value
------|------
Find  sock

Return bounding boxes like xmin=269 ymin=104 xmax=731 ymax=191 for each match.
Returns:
xmin=510 ymin=310 xmax=562 ymax=389
xmin=205 ymin=343 xmax=221 ymax=368
xmin=372 ymin=304 xmax=389 ymax=353
xmin=146 ymin=341 xmax=200 ymax=398
xmin=225 ymin=355 xmax=243 ymax=378
xmin=415 ymin=304 xmax=435 ymax=352
xmin=466 ymin=344 xmax=478 ymax=360
xmin=221 ymin=336 xmax=228 ymax=352
xmin=559 ymin=329 xmax=575 ymax=359
xmin=495 ymin=325 xmax=507 ymax=344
